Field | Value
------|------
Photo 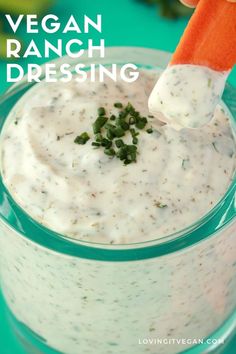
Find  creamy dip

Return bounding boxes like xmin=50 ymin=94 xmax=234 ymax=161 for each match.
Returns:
xmin=148 ymin=65 xmax=229 ymax=129
xmin=1 ymin=69 xmax=235 ymax=244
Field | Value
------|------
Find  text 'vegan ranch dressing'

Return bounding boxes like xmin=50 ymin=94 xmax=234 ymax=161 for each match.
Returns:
xmin=0 ymin=69 xmax=235 ymax=244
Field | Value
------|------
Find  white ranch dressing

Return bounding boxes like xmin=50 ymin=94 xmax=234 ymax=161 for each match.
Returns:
xmin=148 ymin=65 xmax=229 ymax=129
xmin=0 ymin=69 xmax=235 ymax=244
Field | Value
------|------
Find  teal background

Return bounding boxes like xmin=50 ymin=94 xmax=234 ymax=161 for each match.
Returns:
xmin=0 ymin=0 xmax=235 ymax=352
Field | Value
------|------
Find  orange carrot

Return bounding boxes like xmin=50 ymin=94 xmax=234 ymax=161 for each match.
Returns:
xmin=171 ymin=0 xmax=236 ymax=72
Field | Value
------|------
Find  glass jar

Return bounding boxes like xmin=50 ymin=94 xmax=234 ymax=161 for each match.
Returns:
xmin=0 ymin=47 xmax=235 ymax=354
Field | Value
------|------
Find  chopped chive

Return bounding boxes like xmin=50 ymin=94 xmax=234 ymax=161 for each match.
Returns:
xmin=98 ymin=107 xmax=106 ymax=116
xmin=116 ymin=146 xmax=127 ymax=160
xmin=74 ymin=132 xmax=90 ymax=145
xmin=92 ymin=142 xmax=101 ymax=147
xmin=127 ymin=145 xmax=137 ymax=153
xmin=104 ymin=122 xmax=116 ymax=130
xmin=75 ymin=101 xmax=153 ymax=165
xmin=124 ymin=159 xmax=132 ymax=165
xmin=146 ymin=128 xmax=153 ymax=134
xmin=104 ymin=148 xmax=116 ymax=156
xmin=95 ymin=133 xmax=103 ymax=142
xmin=135 ymin=117 xmax=148 ymax=129
xmin=129 ymin=152 xmax=136 ymax=161
xmin=114 ymin=127 xmax=125 ymax=138
xmin=115 ymin=139 xmax=125 ymax=148
xmin=115 ymin=118 xmax=129 ymax=131
xmin=130 ymin=128 xmax=139 ymax=137
xmin=116 ymin=144 xmax=137 ymax=164
xmin=101 ymin=138 xmax=112 ymax=148
xmin=115 ymin=117 xmax=124 ymax=126
xmin=121 ymin=121 xmax=130 ymax=130
xmin=93 ymin=116 xmax=108 ymax=134
xmin=106 ymin=130 xmax=115 ymax=140
xmin=104 ymin=123 xmax=117 ymax=139
xmin=125 ymin=102 xmax=135 ymax=113
xmin=119 ymin=110 xmax=128 ymax=119
xmin=131 ymin=110 xmax=140 ymax=118
xmin=114 ymin=102 xmax=123 ymax=108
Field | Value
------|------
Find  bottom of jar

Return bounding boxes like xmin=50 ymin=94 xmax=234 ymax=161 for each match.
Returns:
xmin=4 ymin=300 xmax=236 ymax=354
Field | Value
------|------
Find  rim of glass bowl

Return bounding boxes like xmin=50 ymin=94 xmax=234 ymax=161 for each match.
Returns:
xmin=0 ymin=46 xmax=235 ymax=261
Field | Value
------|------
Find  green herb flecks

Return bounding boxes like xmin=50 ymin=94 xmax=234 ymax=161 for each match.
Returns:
xmin=212 ymin=142 xmax=219 ymax=153
xmin=154 ymin=201 xmax=167 ymax=208
xmin=115 ymin=139 xmax=125 ymax=148
xmin=116 ymin=144 xmax=137 ymax=165
xmin=93 ymin=116 xmax=108 ymax=134
xmin=104 ymin=148 xmax=116 ymax=156
xmin=74 ymin=102 xmax=153 ymax=165
xmin=98 ymin=107 xmax=106 ymax=116
xmin=146 ymin=128 xmax=153 ymax=134
xmin=135 ymin=117 xmax=148 ymax=130
xmin=74 ymin=132 xmax=90 ymax=145
xmin=181 ymin=158 xmax=189 ymax=170
xmin=114 ymin=102 xmax=123 ymax=108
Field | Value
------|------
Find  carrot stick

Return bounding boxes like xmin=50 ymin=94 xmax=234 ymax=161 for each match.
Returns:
xmin=170 ymin=0 xmax=236 ymax=72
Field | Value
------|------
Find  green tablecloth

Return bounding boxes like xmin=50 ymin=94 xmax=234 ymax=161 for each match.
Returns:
xmin=0 ymin=0 xmax=235 ymax=352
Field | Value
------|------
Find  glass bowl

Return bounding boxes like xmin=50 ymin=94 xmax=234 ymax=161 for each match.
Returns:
xmin=0 ymin=47 xmax=235 ymax=354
